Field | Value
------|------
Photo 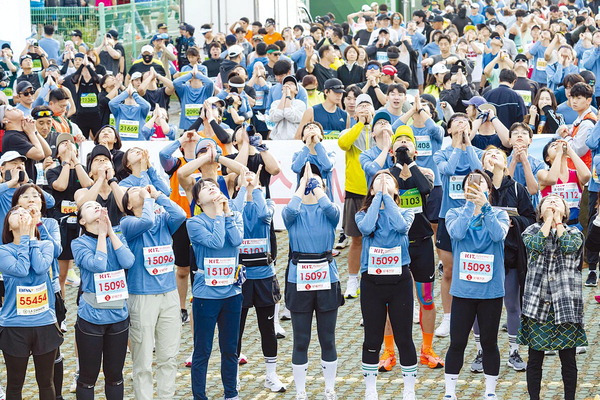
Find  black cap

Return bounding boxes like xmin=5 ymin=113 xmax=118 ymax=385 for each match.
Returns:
xmin=1 ymin=43 xmax=11 ymax=50
xmin=16 ymin=81 xmax=33 ymax=93
xmin=87 ymin=145 xmax=113 ymax=171
xmin=432 ymin=15 xmax=444 ymax=22
xmin=157 ymin=22 xmax=167 ymax=29
xmin=324 ymin=78 xmax=345 ymax=93
xmin=420 ymin=93 xmax=437 ymax=107
xmin=19 ymin=54 xmax=32 ymax=64
xmin=514 ymin=53 xmax=528 ymax=63
xmin=71 ymin=29 xmax=83 ymax=37
xmin=282 ymin=75 xmax=297 ymax=88
xmin=379 ymin=27 xmax=389 ymax=34
xmin=377 ymin=14 xmax=390 ymax=20
xmin=107 ymin=29 xmax=119 ymax=39
xmin=387 ymin=48 xmax=400 ymax=59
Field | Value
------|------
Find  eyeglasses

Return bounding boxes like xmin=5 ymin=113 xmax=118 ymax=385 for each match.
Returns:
xmin=20 ymin=90 xmax=35 ymax=97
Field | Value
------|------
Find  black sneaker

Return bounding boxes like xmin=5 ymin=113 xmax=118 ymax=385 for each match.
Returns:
xmin=335 ymin=232 xmax=349 ymax=249
xmin=585 ymin=271 xmax=598 ymax=287
xmin=181 ymin=309 xmax=190 ymax=324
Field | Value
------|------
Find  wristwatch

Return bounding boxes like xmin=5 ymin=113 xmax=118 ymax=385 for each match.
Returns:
xmin=107 ymin=178 xmax=118 ymax=185
xmin=285 ymin=96 xmax=292 ymax=100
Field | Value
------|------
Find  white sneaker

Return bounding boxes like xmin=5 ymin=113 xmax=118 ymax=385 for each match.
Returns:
xmin=60 ymin=320 xmax=67 ymax=332
xmin=435 ymin=315 xmax=451 ymax=337
xmin=403 ymin=390 xmax=416 ymax=400
xmin=544 ymin=350 xmax=557 ymax=356
xmin=66 ymin=268 xmax=81 ymax=286
xmin=238 ymin=353 xmax=248 ymax=365
xmin=185 ymin=352 xmax=193 ymax=367
xmin=264 ymin=373 xmax=286 ymax=392
xmin=0 ymin=385 xmax=6 ymax=400
xmin=296 ymin=392 xmax=308 ymax=400
xmin=324 ymin=389 xmax=337 ymax=400
xmin=483 ymin=395 xmax=497 ymax=399
xmin=335 ymin=232 xmax=349 ymax=249
xmin=413 ymin=300 xmax=420 ymax=324
xmin=275 ymin=321 xmax=286 ymax=339
xmin=576 ymin=346 xmax=587 ymax=354
xmin=443 ymin=396 xmax=457 ymax=400
xmin=344 ymin=276 xmax=359 ymax=299
xmin=69 ymin=372 xmax=78 ymax=393
xmin=365 ymin=388 xmax=378 ymax=400
xmin=280 ymin=307 xmax=291 ymax=321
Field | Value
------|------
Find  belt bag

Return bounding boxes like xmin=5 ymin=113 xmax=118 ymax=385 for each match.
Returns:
xmin=291 ymin=251 xmax=333 ymax=265
xmin=81 ymin=292 xmax=126 ymax=310
xmin=239 ymin=252 xmax=273 ymax=267
xmin=363 ymin=265 xmax=407 ymax=285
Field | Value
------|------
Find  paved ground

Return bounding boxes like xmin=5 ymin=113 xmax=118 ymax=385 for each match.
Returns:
xmin=8 ymin=231 xmax=600 ymax=399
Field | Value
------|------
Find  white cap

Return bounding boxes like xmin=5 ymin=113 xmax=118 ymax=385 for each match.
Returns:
xmin=558 ymin=5 xmax=568 ymax=12
xmin=361 ymin=4 xmax=372 ymax=12
xmin=131 ymin=71 xmax=143 ymax=81
xmin=141 ymin=45 xmax=154 ymax=54
xmin=356 ymin=93 xmax=373 ymax=106
xmin=432 ymin=62 xmax=449 ymax=75
xmin=0 ymin=151 xmax=26 ymax=165
xmin=228 ymin=45 xmax=244 ymax=58
xmin=471 ymin=3 xmax=480 ymax=8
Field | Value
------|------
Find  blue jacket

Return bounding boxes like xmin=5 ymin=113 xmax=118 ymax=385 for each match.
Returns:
xmin=119 ymin=167 xmax=171 ymax=196
xmin=0 ymin=237 xmax=56 ymax=327
xmin=283 ymin=195 xmax=340 ymax=284
xmin=292 ymin=143 xmax=336 ymax=200
xmin=187 ymin=212 xmax=244 ymax=299
xmin=173 ymin=72 xmax=214 ymax=130
xmin=120 ymin=196 xmax=186 ymax=295
xmin=433 ymin=145 xmax=483 ymax=219
xmin=528 ymin=41 xmax=548 ymax=85
xmin=72 ymin=233 xmax=135 ymax=325
xmin=108 ymin=91 xmax=151 ymax=141
xmin=355 ymin=193 xmax=414 ymax=273
xmin=446 ymin=201 xmax=509 ymax=299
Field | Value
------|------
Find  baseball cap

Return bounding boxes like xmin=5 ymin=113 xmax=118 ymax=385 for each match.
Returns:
xmin=462 ymin=96 xmax=487 ymax=107
xmin=71 ymin=29 xmax=83 ymax=37
xmin=195 ymin=138 xmax=222 ymax=156
xmin=558 ymin=5 xmax=568 ymax=12
xmin=382 ymin=65 xmax=397 ymax=76
xmin=471 ymin=3 xmax=480 ymax=8
xmin=361 ymin=4 xmax=372 ymax=12
xmin=391 ymin=125 xmax=416 ymax=146
xmin=323 ymin=78 xmax=345 ymax=93
xmin=19 ymin=54 xmax=32 ymax=64
xmin=56 ymin=132 xmax=75 ymax=149
xmin=356 ymin=93 xmax=373 ymax=106
xmin=141 ymin=45 xmax=154 ymax=54
xmin=514 ymin=53 xmax=528 ymax=63
xmin=151 ymin=33 xmax=169 ymax=42
xmin=46 ymin=63 xmax=60 ymax=72
xmin=205 ymin=96 xmax=225 ymax=107
xmin=1 ymin=43 xmax=11 ymax=50
xmin=16 ymin=81 xmax=34 ymax=94
xmin=265 ymin=18 xmax=276 ymax=26
xmin=0 ymin=151 xmax=27 ymax=166
xmin=372 ymin=111 xmax=392 ymax=127
xmin=379 ymin=27 xmax=389 ymax=34
xmin=282 ymin=75 xmax=298 ymax=88
xmin=464 ymin=25 xmax=476 ymax=32
xmin=87 ymin=145 xmax=113 ymax=171
xmin=131 ymin=71 xmax=143 ymax=81
xmin=431 ymin=62 xmax=449 ymax=75
xmin=387 ymin=48 xmax=400 ymax=59
xmin=432 ymin=15 xmax=444 ymax=22
xmin=107 ymin=29 xmax=119 ymax=39
xmin=377 ymin=14 xmax=390 ymax=21
xmin=157 ymin=22 xmax=168 ymax=30
xmin=228 ymin=45 xmax=244 ymax=58
xmin=74 ymin=52 xmax=85 ymax=59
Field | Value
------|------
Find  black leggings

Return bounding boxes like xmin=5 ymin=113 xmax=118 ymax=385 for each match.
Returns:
xmin=3 ymin=350 xmax=57 ymax=400
xmin=360 ymin=271 xmax=417 ymax=366
xmin=527 ymin=347 xmax=577 ymax=400
xmin=291 ymin=309 xmax=337 ymax=364
xmin=445 ymin=296 xmax=503 ymax=375
xmin=55 ymin=348 xmax=64 ymax=400
xmin=238 ymin=305 xmax=277 ymax=358
xmin=75 ymin=318 xmax=129 ymax=400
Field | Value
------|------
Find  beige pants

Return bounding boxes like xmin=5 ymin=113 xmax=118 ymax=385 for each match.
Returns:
xmin=128 ymin=290 xmax=181 ymax=400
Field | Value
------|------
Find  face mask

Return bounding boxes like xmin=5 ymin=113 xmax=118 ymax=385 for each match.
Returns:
xmin=142 ymin=54 xmax=153 ymax=63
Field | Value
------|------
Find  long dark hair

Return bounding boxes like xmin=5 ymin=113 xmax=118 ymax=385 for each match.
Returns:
xmin=11 ymin=183 xmax=48 ymax=216
xmin=359 ymin=170 xmax=400 ymax=212
xmin=2 ymin=206 xmax=40 ymax=244
xmin=462 ymin=169 xmax=496 ymax=205
xmin=122 ymin=187 xmax=135 ymax=216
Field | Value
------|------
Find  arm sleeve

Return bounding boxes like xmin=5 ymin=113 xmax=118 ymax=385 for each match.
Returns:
xmin=210 ymin=119 xmax=232 ymax=144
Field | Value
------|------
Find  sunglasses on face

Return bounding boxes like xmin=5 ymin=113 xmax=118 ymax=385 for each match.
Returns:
xmin=20 ymin=90 xmax=35 ymax=97
xmin=33 ymin=110 xmax=52 ymax=118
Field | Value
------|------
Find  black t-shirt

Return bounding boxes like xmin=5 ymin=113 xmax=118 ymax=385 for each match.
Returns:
xmin=390 ymin=166 xmax=434 ymax=240
xmin=355 ymin=81 xmax=389 ymax=109
xmin=202 ymin=58 xmax=223 ymax=78
xmin=222 ymin=153 xmax=273 ymax=198
xmin=99 ymin=49 xmax=122 ymax=76
xmin=1 ymin=130 xmax=36 ymax=179
xmin=97 ymin=191 xmax=124 ymax=227
xmin=46 ymin=166 xmax=83 ymax=218
xmin=354 ymin=29 xmax=373 ymax=46
xmin=16 ymin=73 xmax=41 ymax=91
xmin=127 ymin=61 xmax=166 ymax=78
xmin=98 ymin=90 xmax=114 ymax=126
xmin=143 ymin=87 xmax=170 ymax=111
xmin=75 ymin=79 xmax=100 ymax=114
xmin=312 ymin=63 xmax=337 ymax=91
xmin=383 ymin=61 xmax=411 ymax=85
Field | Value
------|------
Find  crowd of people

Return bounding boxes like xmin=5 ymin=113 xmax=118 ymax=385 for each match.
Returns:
xmin=0 ymin=0 xmax=599 ymax=399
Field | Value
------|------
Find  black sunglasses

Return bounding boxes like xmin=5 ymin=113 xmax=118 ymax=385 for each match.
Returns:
xmin=20 ymin=90 xmax=35 ymax=96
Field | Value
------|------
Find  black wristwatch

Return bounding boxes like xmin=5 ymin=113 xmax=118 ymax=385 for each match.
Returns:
xmin=107 ymin=178 xmax=118 ymax=185
xmin=285 ymin=96 xmax=292 ymax=100
xmin=61 ymin=161 xmax=70 ymax=167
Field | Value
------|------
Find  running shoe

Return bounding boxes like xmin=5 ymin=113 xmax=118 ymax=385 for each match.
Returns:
xmin=66 ymin=268 xmax=81 ymax=286
xmin=264 ymin=373 xmax=287 ymax=392
xmin=344 ymin=276 xmax=360 ymax=299
xmin=484 ymin=395 xmax=497 ymax=399
xmin=501 ymin=323 xmax=507 ymax=332
xmin=324 ymin=388 xmax=337 ymax=400
xmin=181 ymin=309 xmax=190 ymax=324
xmin=544 ymin=350 xmax=557 ymax=355
xmin=420 ymin=346 xmax=444 ymax=368
xmin=403 ymin=390 xmax=416 ymax=400
xmin=295 ymin=392 xmax=308 ymax=400
xmin=224 ymin=396 xmax=239 ymax=400
xmin=585 ymin=271 xmax=597 ymax=287
xmin=437 ymin=261 xmax=444 ymax=278
xmin=435 ymin=315 xmax=450 ymax=337
xmin=595 ymin=295 xmax=600 ymax=303
xmin=332 ymin=249 xmax=341 ymax=257
xmin=69 ymin=372 xmax=79 ymax=393
xmin=576 ymin=346 xmax=587 ymax=354
xmin=275 ymin=321 xmax=286 ymax=339
xmin=360 ymin=318 xmax=364 ymax=326
xmin=378 ymin=349 xmax=396 ymax=372
xmin=443 ymin=396 xmax=457 ymax=400
xmin=470 ymin=350 xmax=483 ymax=373
xmin=365 ymin=389 xmax=379 ymax=400
xmin=280 ymin=307 xmax=291 ymax=321
xmin=0 ymin=385 xmax=5 ymax=400
xmin=185 ymin=352 xmax=193 ymax=367
xmin=413 ymin=301 xmax=420 ymax=324
xmin=60 ymin=320 xmax=67 ymax=333
xmin=238 ymin=353 xmax=248 ymax=365
xmin=507 ymin=350 xmax=526 ymax=371
xmin=335 ymin=232 xmax=349 ymax=249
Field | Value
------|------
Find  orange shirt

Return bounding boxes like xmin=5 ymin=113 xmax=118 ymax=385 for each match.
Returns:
xmin=263 ymin=32 xmax=283 ymax=45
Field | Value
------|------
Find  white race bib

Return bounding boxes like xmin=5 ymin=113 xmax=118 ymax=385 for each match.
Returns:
xmin=204 ymin=257 xmax=236 ymax=286
xmin=94 ymin=269 xmax=128 ymax=303
xmin=415 ymin=135 xmax=432 ymax=156
xmin=118 ymin=119 xmax=139 ymax=138
xmin=368 ymin=246 xmax=402 ymax=275
xmin=459 ymin=252 xmax=494 ymax=283
xmin=16 ymin=283 xmax=49 ymax=316
xmin=143 ymin=245 xmax=175 ymax=275
xmin=449 ymin=175 xmax=466 ymax=200
xmin=551 ymin=182 xmax=581 ymax=209
xmin=296 ymin=261 xmax=331 ymax=291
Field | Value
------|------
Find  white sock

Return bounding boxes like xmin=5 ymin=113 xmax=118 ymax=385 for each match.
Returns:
xmin=508 ymin=334 xmax=519 ymax=354
xmin=348 ymin=274 xmax=358 ymax=280
xmin=474 ymin=334 xmax=482 ymax=352
xmin=445 ymin=373 xmax=459 ymax=396
xmin=443 ymin=313 xmax=451 ymax=321
xmin=75 ymin=357 xmax=79 ymax=373
xmin=274 ymin=302 xmax=280 ymax=320
xmin=321 ymin=359 xmax=337 ymax=391
xmin=401 ymin=364 xmax=417 ymax=392
xmin=362 ymin=363 xmax=378 ymax=392
xmin=265 ymin=356 xmax=277 ymax=376
xmin=485 ymin=374 xmax=498 ymax=395
xmin=292 ymin=363 xmax=308 ymax=393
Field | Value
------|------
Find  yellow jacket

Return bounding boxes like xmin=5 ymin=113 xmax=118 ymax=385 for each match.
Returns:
xmin=338 ymin=121 xmax=372 ymax=196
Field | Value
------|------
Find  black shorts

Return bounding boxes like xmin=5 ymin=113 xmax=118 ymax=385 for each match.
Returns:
xmin=0 ymin=324 xmax=63 ymax=357
xmin=435 ymin=218 xmax=452 ymax=252
xmin=409 ymin=237 xmax=435 ymax=283
xmin=54 ymin=292 xmax=67 ymax=325
xmin=172 ymin=222 xmax=191 ymax=267
xmin=425 ymin=186 xmax=442 ymax=224
xmin=58 ymin=217 xmax=80 ymax=260
xmin=242 ymin=275 xmax=282 ymax=308
xmin=343 ymin=195 xmax=365 ymax=237
xmin=285 ymin=281 xmax=344 ymax=313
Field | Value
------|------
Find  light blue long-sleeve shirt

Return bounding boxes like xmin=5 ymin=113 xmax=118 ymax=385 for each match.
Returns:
xmin=173 ymin=72 xmax=214 ymax=130
xmin=72 ymin=233 xmax=135 ymax=325
xmin=527 ymin=41 xmax=548 ymax=85
xmin=586 ymin=120 xmax=600 ymax=192
xmin=359 ymin=146 xmax=394 ymax=187
xmin=120 ymin=196 xmax=186 ymax=295
xmin=545 ymin=62 xmax=579 ymax=92
xmin=292 ymin=143 xmax=336 ymax=200
xmin=118 ymin=167 xmax=171 ymax=196
xmin=265 ymin=83 xmax=308 ymax=110
xmin=0 ymin=237 xmax=56 ymax=327
xmin=506 ymin=154 xmax=546 ymax=207
xmin=433 ymin=145 xmax=483 ymax=219
xmin=446 ymin=201 xmax=509 ymax=299
xmin=283 ymin=195 xmax=340 ymax=284
xmin=355 ymin=192 xmax=414 ymax=273
xmin=0 ymin=184 xmax=55 ymax=244
xmin=582 ymin=47 xmax=600 ymax=97
xmin=108 ymin=91 xmax=151 ymax=141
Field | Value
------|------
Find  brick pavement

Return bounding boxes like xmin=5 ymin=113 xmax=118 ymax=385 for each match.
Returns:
xmin=10 ymin=231 xmax=600 ymax=399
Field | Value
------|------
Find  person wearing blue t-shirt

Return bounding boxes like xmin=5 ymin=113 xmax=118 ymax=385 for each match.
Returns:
xmin=507 ymin=123 xmax=545 ymax=208
xmin=443 ymin=170 xmax=509 ymax=400
xmin=108 ymin=84 xmax=151 ymax=141
xmin=525 ymin=30 xmax=552 ymax=87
